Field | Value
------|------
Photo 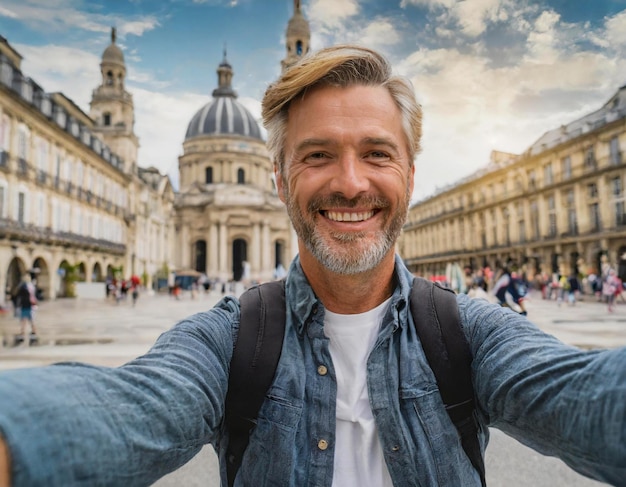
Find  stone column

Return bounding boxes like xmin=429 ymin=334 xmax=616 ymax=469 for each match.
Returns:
xmin=262 ymin=220 xmax=271 ymax=276
xmin=219 ymin=219 xmax=228 ymax=276
xmin=252 ymin=222 xmax=261 ymax=275
xmin=209 ymin=222 xmax=218 ymax=277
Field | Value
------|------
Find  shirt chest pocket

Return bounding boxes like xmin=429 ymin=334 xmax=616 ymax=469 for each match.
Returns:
xmin=238 ymin=394 xmax=302 ymax=486
xmin=401 ymin=388 xmax=475 ymax=485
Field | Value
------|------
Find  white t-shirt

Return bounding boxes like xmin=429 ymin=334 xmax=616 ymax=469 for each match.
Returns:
xmin=324 ymin=298 xmax=394 ymax=487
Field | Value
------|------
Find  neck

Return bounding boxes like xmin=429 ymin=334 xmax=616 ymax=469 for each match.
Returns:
xmin=299 ymin=249 xmax=396 ymax=314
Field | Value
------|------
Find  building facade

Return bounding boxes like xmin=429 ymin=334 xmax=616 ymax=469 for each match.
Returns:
xmin=0 ymin=0 xmax=310 ymax=304
xmin=0 ymin=31 xmax=175 ymax=304
xmin=173 ymin=0 xmax=310 ymax=283
xmin=400 ymin=85 xmax=626 ymax=284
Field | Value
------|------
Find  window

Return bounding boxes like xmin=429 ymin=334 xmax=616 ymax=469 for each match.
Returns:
xmin=561 ymin=156 xmax=571 ymax=180
xmin=517 ymin=202 xmax=525 ymax=242
xmin=36 ymin=138 xmax=48 ymax=172
xmin=502 ymin=207 xmax=510 ymax=244
xmin=205 ymin=167 xmax=213 ymax=184
xmin=106 ymin=71 xmax=114 ymax=85
xmin=0 ymin=185 xmax=5 ymax=218
xmin=17 ymin=125 xmax=29 ymax=160
xmin=589 ymin=203 xmax=601 ymax=232
xmin=296 ymin=40 xmax=303 ymax=56
xmin=17 ymin=191 xmax=25 ymax=224
xmin=584 ymin=146 xmax=596 ymax=170
xmin=610 ymin=136 xmax=621 ymax=165
xmin=612 ymin=176 xmax=626 ymax=226
xmin=237 ymin=168 xmax=245 ymax=184
xmin=527 ymin=171 xmax=536 ymax=190
xmin=588 ymin=183 xmax=598 ymax=198
xmin=530 ymin=201 xmax=540 ymax=239
xmin=566 ymin=189 xmax=577 ymax=234
xmin=103 ymin=113 xmax=111 ymax=126
xmin=0 ymin=115 xmax=10 ymax=152
xmin=544 ymin=163 xmax=553 ymax=186
xmin=548 ymin=196 xmax=557 ymax=237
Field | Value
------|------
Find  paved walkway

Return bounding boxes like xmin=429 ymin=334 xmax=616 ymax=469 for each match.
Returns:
xmin=0 ymin=287 xmax=620 ymax=486
xmin=1 ymin=288 xmax=625 ymax=371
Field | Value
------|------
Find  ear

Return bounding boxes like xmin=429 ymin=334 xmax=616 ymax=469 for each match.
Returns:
xmin=274 ymin=163 xmax=286 ymax=203
xmin=409 ymin=163 xmax=415 ymax=195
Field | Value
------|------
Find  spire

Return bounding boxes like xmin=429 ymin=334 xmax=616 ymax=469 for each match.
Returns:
xmin=282 ymin=0 xmax=310 ymax=73
xmin=111 ymin=27 xmax=117 ymax=44
xmin=213 ymin=48 xmax=236 ymax=98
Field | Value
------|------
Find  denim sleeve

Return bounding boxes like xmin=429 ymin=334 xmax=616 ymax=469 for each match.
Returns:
xmin=457 ymin=294 xmax=626 ymax=485
xmin=0 ymin=296 xmax=239 ymax=486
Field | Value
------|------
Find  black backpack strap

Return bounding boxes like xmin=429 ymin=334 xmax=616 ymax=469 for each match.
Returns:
xmin=225 ymin=280 xmax=286 ymax=487
xmin=410 ymin=277 xmax=486 ymax=487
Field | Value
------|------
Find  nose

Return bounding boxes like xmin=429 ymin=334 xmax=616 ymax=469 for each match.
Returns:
xmin=328 ymin=152 xmax=370 ymax=199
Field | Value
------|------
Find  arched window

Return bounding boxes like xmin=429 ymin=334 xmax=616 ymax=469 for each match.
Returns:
xmin=106 ymin=71 xmax=114 ymax=85
xmin=205 ymin=167 xmax=213 ymax=184
xmin=237 ymin=168 xmax=245 ymax=184
xmin=296 ymin=40 xmax=303 ymax=55
xmin=103 ymin=113 xmax=111 ymax=126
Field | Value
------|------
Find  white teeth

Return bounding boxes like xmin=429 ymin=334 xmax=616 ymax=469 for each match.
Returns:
xmin=325 ymin=210 xmax=374 ymax=222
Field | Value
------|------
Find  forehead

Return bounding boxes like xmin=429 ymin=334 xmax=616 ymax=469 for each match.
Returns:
xmin=285 ymin=84 xmax=404 ymax=143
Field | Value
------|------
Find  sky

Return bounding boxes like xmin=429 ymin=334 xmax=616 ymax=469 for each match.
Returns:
xmin=1 ymin=0 xmax=626 ymax=201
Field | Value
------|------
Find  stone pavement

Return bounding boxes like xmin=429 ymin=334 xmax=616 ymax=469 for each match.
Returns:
xmin=0 ymin=288 xmax=625 ymax=371
xmin=0 ymin=288 xmax=621 ymax=487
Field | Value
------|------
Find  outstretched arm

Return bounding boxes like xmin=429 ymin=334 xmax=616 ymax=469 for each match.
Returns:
xmin=0 ymin=297 xmax=239 ymax=486
xmin=0 ymin=435 xmax=10 ymax=487
xmin=458 ymin=294 xmax=626 ymax=485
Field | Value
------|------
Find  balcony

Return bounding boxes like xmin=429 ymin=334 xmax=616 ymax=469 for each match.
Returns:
xmin=17 ymin=158 xmax=28 ymax=176
xmin=0 ymin=218 xmax=126 ymax=255
xmin=36 ymin=170 xmax=48 ymax=185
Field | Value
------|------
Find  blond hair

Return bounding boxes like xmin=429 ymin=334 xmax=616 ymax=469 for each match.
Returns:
xmin=262 ymin=45 xmax=422 ymax=174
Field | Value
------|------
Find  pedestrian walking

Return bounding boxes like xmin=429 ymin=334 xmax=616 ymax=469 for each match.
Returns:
xmin=13 ymin=273 xmax=38 ymax=346
xmin=603 ymin=269 xmax=620 ymax=313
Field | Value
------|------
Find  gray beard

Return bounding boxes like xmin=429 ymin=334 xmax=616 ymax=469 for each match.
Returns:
xmin=284 ymin=187 xmax=409 ymax=275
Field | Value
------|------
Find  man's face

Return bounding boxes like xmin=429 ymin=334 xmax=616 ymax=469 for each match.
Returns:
xmin=276 ymin=84 xmax=415 ymax=275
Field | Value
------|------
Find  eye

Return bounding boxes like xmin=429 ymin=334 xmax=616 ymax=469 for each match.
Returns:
xmin=366 ymin=150 xmax=392 ymax=162
xmin=304 ymin=152 xmax=330 ymax=163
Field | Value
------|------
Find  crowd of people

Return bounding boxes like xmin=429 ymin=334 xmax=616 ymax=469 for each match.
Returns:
xmin=430 ymin=259 xmax=625 ymax=315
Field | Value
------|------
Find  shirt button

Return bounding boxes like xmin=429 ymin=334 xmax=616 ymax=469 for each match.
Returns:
xmin=317 ymin=365 xmax=328 ymax=376
xmin=318 ymin=439 xmax=329 ymax=451
xmin=391 ymin=445 xmax=400 ymax=452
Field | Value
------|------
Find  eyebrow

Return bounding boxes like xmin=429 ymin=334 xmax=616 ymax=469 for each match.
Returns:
xmin=293 ymin=137 xmax=400 ymax=154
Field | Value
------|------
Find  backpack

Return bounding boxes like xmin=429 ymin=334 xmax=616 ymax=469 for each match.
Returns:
xmin=225 ymin=277 xmax=485 ymax=487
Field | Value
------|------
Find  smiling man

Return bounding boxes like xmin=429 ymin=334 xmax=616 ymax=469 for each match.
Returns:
xmin=0 ymin=45 xmax=625 ymax=487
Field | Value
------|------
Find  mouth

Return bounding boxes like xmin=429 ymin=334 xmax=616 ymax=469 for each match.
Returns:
xmin=321 ymin=210 xmax=377 ymax=222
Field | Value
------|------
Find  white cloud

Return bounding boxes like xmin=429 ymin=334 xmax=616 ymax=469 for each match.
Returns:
xmin=308 ymin=0 xmax=359 ymax=29
xmin=132 ymin=88 xmax=208 ymax=182
xmin=16 ymin=44 xmax=100 ymax=109
xmin=524 ymin=10 xmax=561 ymax=64
xmin=0 ymin=0 xmax=158 ymax=38
xmin=604 ymin=10 xmax=626 ymax=46
xmin=400 ymin=0 xmax=456 ymax=9
xmin=0 ymin=5 xmax=18 ymax=18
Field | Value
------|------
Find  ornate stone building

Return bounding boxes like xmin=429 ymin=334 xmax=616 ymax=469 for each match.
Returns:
xmin=173 ymin=0 xmax=310 ymax=283
xmin=399 ymin=85 xmax=626 ymax=282
xmin=0 ymin=31 xmax=175 ymax=304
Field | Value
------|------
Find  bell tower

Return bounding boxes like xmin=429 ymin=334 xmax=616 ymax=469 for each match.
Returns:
xmin=90 ymin=27 xmax=139 ymax=174
xmin=281 ymin=0 xmax=311 ymax=73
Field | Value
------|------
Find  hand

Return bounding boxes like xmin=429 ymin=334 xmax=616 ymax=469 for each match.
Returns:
xmin=0 ymin=435 xmax=10 ymax=487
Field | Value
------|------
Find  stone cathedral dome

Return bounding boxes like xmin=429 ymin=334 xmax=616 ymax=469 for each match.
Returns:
xmin=185 ymin=53 xmax=262 ymax=141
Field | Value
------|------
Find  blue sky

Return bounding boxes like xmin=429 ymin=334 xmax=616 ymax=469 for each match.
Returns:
xmin=1 ymin=0 xmax=626 ymax=200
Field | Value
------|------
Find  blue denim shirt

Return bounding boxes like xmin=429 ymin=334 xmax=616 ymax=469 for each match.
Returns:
xmin=0 ymin=255 xmax=624 ymax=486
